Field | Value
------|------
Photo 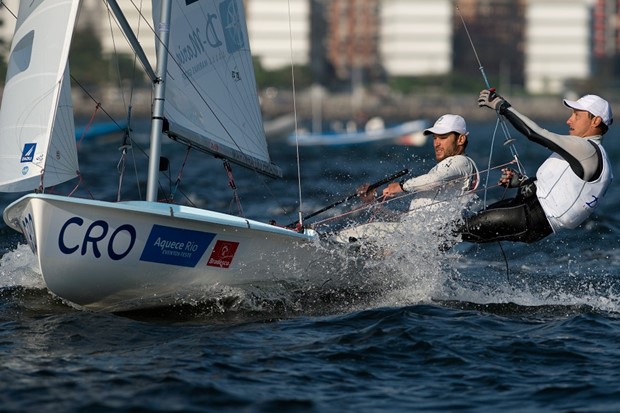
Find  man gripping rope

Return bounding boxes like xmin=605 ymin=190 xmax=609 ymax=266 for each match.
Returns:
xmin=459 ymin=90 xmax=614 ymax=243
xmin=337 ymin=115 xmax=479 ymax=245
xmin=356 ymin=114 xmax=479 ymax=214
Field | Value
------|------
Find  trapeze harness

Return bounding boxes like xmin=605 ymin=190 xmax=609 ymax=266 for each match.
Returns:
xmin=460 ymin=106 xmax=612 ymax=244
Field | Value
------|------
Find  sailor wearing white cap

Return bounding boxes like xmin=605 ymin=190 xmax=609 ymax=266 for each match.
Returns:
xmin=379 ymin=114 xmax=479 ymax=214
xmin=459 ymin=90 xmax=613 ymax=244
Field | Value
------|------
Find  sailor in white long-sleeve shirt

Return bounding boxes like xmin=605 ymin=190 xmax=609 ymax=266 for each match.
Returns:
xmin=343 ymin=114 xmax=480 ymax=245
xmin=381 ymin=114 xmax=479 ymax=213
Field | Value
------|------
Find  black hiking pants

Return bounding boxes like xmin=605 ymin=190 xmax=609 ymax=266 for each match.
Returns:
xmin=458 ymin=194 xmax=553 ymax=244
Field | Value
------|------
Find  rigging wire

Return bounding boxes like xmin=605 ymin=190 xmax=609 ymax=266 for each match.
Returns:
xmin=0 ymin=2 xmax=15 ymax=19
xmin=287 ymin=0 xmax=305 ymax=228
xmin=455 ymin=6 xmax=526 ymax=203
xmin=103 ymin=0 xmax=158 ymax=202
xmin=0 ymin=1 xmax=126 ymax=132
xmin=126 ymin=1 xmax=298 ymax=221
xmin=104 ymin=0 xmax=130 ymax=201
xmin=0 ymin=1 xmax=129 ymax=197
xmin=1 ymin=0 xmax=204 ymax=208
xmin=309 ymin=160 xmax=517 ymax=228
xmin=456 ymin=4 xmax=513 ymax=279
xmin=103 ymin=0 xmax=187 ymax=203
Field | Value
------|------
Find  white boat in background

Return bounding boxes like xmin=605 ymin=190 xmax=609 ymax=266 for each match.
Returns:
xmin=287 ymin=117 xmax=429 ymax=147
xmin=0 ymin=0 xmax=371 ymax=312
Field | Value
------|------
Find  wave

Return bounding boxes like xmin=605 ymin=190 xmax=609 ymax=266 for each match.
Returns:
xmin=1 ymin=221 xmax=619 ymax=320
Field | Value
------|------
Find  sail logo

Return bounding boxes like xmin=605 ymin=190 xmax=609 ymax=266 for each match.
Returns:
xmin=173 ymin=10 xmax=223 ymax=69
xmin=207 ymin=240 xmax=239 ymax=268
xmin=140 ymin=225 xmax=215 ymax=267
xmin=219 ymin=0 xmax=245 ymax=53
xmin=20 ymin=143 xmax=36 ymax=162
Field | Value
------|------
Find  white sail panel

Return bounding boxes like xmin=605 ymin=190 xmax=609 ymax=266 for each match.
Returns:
xmin=0 ymin=0 xmax=80 ymax=193
xmin=153 ymin=0 xmax=280 ymax=177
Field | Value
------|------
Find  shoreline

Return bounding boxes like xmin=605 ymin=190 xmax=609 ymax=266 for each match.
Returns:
xmin=259 ymin=90 xmax=584 ymax=123
xmin=68 ymin=87 xmax=605 ymax=124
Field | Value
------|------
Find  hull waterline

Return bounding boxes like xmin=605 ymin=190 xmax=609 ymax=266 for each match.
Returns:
xmin=4 ymin=194 xmax=358 ymax=311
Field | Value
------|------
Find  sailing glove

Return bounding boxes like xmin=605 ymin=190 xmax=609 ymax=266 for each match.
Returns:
xmin=499 ymin=168 xmax=523 ymax=188
xmin=478 ymin=89 xmax=510 ymax=112
xmin=500 ymin=168 xmax=537 ymax=199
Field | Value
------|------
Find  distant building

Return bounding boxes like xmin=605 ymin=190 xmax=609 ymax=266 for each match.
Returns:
xmin=92 ymin=1 xmax=157 ymax=68
xmin=380 ymin=0 xmax=452 ymax=76
xmin=592 ymin=0 xmax=620 ymax=81
xmin=246 ymin=0 xmax=310 ymax=70
xmin=324 ymin=0 xmax=382 ymax=87
xmin=0 ymin=0 xmax=616 ymax=95
xmin=525 ymin=0 xmax=592 ymax=94
xmin=453 ymin=0 xmax=526 ymax=92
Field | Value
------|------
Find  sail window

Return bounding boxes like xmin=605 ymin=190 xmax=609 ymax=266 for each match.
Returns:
xmin=6 ymin=30 xmax=34 ymax=82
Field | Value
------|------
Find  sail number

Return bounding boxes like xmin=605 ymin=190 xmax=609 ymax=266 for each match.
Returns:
xmin=58 ymin=217 xmax=136 ymax=260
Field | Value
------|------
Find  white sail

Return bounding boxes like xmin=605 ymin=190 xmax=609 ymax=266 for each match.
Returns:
xmin=0 ymin=0 xmax=350 ymax=312
xmin=152 ymin=0 xmax=281 ymax=177
xmin=0 ymin=0 xmax=80 ymax=193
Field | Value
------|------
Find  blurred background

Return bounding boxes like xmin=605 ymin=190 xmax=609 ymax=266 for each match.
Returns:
xmin=0 ymin=0 xmax=617 ymax=125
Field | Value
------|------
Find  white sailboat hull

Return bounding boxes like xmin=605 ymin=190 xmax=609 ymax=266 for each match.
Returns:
xmin=288 ymin=119 xmax=429 ymax=147
xmin=0 ymin=0 xmax=384 ymax=313
xmin=4 ymin=194 xmax=352 ymax=311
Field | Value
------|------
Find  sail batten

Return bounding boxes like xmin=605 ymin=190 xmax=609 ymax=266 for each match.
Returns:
xmin=152 ymin=0 xmax=277 ymax=177
xmin=167 ymin=120 xmax=282 ymax=179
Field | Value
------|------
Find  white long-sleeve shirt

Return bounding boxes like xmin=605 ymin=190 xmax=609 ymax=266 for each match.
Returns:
xmin=402 ymin=154 xmax=479 ymax=212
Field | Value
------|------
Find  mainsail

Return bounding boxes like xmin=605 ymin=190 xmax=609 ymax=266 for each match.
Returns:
xmin=0 ymin=0 xmax=80 ymax=192
xmin=152 ymin=0 xmax=281 ymax=178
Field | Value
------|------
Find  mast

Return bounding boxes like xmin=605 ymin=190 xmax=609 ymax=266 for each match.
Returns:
xmin=105 ymin=0 xmax=157 ymax=82
xmin=146 ymin=0 xmax=172 ymax=202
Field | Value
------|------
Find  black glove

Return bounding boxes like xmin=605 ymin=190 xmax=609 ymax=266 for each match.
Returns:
xmin=499 ymin=168 xmax=537 ymax=199
xmin=478 ymin=89 xmax=507 ymax=111
xmin=518 ymin=180 xmax=536 ymax=199
xmin=498 ymin=168 xmax=523 ymax=188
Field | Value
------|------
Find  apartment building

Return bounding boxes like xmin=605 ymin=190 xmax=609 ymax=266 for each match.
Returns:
xmin=0 ymin=0 xmax=616 ymax=94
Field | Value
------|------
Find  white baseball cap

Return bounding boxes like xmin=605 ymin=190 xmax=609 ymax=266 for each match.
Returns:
xmin=423 ymin=114 xmax=469 ymax=136
xmin=563 ymin=95 xmax=613 ymax=126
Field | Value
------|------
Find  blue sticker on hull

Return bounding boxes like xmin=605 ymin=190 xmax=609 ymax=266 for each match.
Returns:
xmin=139 ymin=225 xmax=215 ymax=267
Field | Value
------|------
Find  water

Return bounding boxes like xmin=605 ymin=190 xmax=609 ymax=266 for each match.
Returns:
xmin=2 ymin=119 xmax=620 ymax=412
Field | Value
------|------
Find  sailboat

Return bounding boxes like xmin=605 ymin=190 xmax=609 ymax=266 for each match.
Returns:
xmin=0 ymin=0 xmax=370 ymax=312
xmin=287 ymin=84 xmax=428 ymax=147
xmin=288 ymin=117 xmax=429 ymax=147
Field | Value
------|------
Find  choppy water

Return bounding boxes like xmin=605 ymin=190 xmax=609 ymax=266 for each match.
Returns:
xmin=1 ymin=119 xmax=620 ymax=412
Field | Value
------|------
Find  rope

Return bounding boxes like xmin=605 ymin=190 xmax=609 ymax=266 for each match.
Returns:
xmin=76 ymin=103 xmax=102 ymax=151
xmin=455 ymin=6 xmax=526 ymax=204
xmin=169 ymin=147 xmax=192 ymax=203
xmin=224 ymin=160 xmax=244 ymax=217
xmin=103 ymin=0 xmax=148 ymax=202
xmin=67 ymin=173 xmax=95 ymax=199
xmin=309 ymin=160 xmax=517 ymax=228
